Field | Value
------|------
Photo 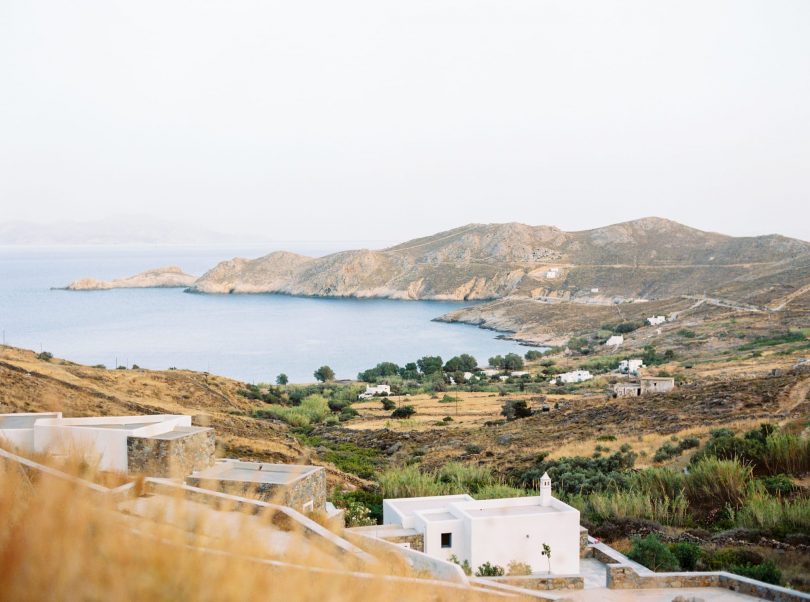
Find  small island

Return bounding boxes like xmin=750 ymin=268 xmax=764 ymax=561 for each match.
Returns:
xmin=63 ymin=266 xmax=196 ymax=290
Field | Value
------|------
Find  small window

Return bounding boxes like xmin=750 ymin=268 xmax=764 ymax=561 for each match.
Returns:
xmin=441 ymin=533 xmax=452 ymax=548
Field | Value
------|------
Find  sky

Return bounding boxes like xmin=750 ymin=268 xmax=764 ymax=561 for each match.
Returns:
xmin=1 ymin=0 xmax=809 ymax=243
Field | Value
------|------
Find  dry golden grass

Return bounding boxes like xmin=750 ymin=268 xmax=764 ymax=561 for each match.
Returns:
xmin=0 ymin=457 xmax=513 ymax=602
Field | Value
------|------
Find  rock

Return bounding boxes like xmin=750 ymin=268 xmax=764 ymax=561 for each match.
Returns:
xmin=385 ymin=442 xmax=402 ymax=455
xmin=497 ymin=435 xmax=513 ymax=445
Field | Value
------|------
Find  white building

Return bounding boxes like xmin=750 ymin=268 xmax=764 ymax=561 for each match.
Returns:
xmin=510 ymin=371 xmax=529 ymax=377
xmin=557 ymin=370 xmax=593 ymax=384
xmin=481 ymin=368 xmax=501 ymax=377
xmin=647 ymin=316 xmax=666 ymax=326
xmin=358 ymin=384 xmax=391 ymax=400
xmin=380 ymin=474 xmax=580 ymax=574
xmin=545 ymin=267 xmax=560 ymax=279
xmin=0 ymin=413 xmax=213 ymax=475
xmin=605 ymin=335 xmax=624 ymax=348
xmin=618 ymin=359 xmax=644 ymax=375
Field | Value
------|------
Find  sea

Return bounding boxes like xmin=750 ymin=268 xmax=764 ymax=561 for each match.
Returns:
xmin=0 ymin=244 xmax=528 ymax=383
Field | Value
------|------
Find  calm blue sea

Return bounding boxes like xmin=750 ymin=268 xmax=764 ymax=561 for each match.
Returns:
xmin=0 ymin=245 xmax=526 ymax=383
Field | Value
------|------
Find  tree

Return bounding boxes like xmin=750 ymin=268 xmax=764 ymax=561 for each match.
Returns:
xmin=276 ymin=373 xmax=288 ymax=385
xmin=489 ymin=355 xmax=505 ymax=369
xmin=541 ymin=543 xmax=552 ymax=573
xmin=443 ymin=354 xmax=478 ymax=373
xmin=502 ymin=399 xmax=533 ymax=421
xmin=627 ymin=535 xmax=679 ymax=572
xmin=524 ymin=350 xmax=543 ymax=361
xmin=417 ymin=356 xmax=443 ymax=375
xmin=313 ymin=365 xmax=335 ymax=382
xmin=391 ymin=405 xmax=415 ymax=419
xmin=503 ymin=353 xmax=525 ymax=371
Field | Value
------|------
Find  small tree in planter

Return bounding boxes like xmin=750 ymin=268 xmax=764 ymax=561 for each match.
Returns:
xmin=541 ymin=543 xmax=552 ymax=573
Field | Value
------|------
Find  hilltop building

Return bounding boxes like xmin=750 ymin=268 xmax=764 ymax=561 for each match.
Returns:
xmin=361 ymin=473 xmax=580 ymax=574
xmin=647 ymin=316 xmax=667 ymax=326
xmin=613 ymin=376 xmax=676 ymax=397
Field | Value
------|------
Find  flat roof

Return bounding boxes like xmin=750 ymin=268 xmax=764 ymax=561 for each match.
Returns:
xmin=191 ymin=461 xmax=321 ymax=486
xmin=459 ymin=504 xmax=557 ymax=518
xmin=0 ymin=413 xmax=61 ymax=429
xmin=386 ymin=495 xmax=474 ymax=518
xmin=133 ymin=426 xmax=212 ymax=440
xmin=420 ymin=511 xmax=458 ymax=522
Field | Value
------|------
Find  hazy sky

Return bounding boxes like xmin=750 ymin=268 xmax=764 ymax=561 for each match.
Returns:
xmin=1 ymin=1 xmax=809 ymax=243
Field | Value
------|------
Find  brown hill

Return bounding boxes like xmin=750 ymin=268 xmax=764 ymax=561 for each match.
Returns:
xmin=189 ymin=218 xmax=810 ymax=302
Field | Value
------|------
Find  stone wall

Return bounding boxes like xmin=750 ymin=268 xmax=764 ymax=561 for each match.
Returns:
xmin=487 ymin=575 xmax=583 ymax=591
xmin=605 ymin=563 xmax=810 ymax=601
xmin=379 ymin=532 xmax=425 ymax=552
xmin=186 ymin=467 xmax=327 ymax=514
xmin=127 ymin=428 xmax=215 ymax=478
xmin=579 ymin=527 xmax=590 ymax=557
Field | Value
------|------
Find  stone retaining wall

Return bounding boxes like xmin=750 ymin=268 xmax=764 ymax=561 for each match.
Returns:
xmin=605 ymin=562 xmax=810 ymax=601
xmin=127 ymin=428 xmax=215 ymax=478
xmin=487 ymin=574 xmax=584 ymax=591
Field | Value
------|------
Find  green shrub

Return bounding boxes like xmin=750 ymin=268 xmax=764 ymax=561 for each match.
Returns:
xmin=448 ymin=554 xmax=472 ymax=576
xmin=380 ymin=398 xmax=396 ymax=411
xmin=36 ymin=351 xmax=53 ymax=361
xmin=669 ymin=542 xmax=700 ymax=571
xmin=627 ymin=535 xmax=680 ymax=572
xmin=256 ymin=395 xmax=331 ymax=427
xmin=475 ymin=562 xmax=505 ymax=577
xmin=761 ymin=432 xmax=810 ymax=476
xmin=729 ymin=560 xmax=782 ymax=585
xmin=323 ymin=442 xmax=381 ymax=479
xmin=515 ymin=449 xmax=637 ymax=495
xmin=391 ymin=405 xmax=415 ymax=419
xmin=759 ymin=474 xmax=796 ymax=496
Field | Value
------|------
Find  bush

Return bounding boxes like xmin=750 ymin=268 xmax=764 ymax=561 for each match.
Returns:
xmin=256 ymin=395 xmax=330 ymax=428
xmin=761 ymin=432 xmax=810 ymax=476
xmin=342 ymin=501 xmax=376 ymax=526
xmin=380 ymin=398 xmax=396 ymax=411
xmin=475 ymin=562 xmax=505 ymax=577
xmin=438 ymin=462 xmax=494 ymax=493
xmin=391 ymin=405 xmax=415 ymax=419
xmin=448 ymin=555 xmax=472 ymax=576
xmin=506 ymin=561 xmax=532 ymax=576
xmin=669 ymin=542 xmax=700 ymax=571
xmin=36 ymin=351 xmax=53 ymax=361
xmin=627 ymin=535 xmax=680 ymax=572
xmin=759 ymin=474 xmax=796 ymax=497
xmin=631 ymin=468 xmax=685 ymax=502
xmin=501 ymin=399 xmax=532 ymax=420
xmin=524 ymin=350 xmax=544 ymax=361
xmin=729 ymin=560 xmax=782 ymax=585
xmin=516 ymin=449 xmax=637 ymax=496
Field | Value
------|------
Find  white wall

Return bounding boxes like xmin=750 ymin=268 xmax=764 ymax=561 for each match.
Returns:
xmin=466 ymin=505 xmax=580 ymax=574
xmin=418 ymin=515 xmax=465 ymax=563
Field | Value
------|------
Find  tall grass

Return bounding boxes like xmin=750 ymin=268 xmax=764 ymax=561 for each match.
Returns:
xmin=437 ymin=462 xmax=494 ymax=493
xmin=0 ymin=457 xmax=494 ymax=602
xmin=379 ymin=465 xmax=453 ymax=498
xmin=685 ymin=457 xmax=751 ymax=510
xmin=256 ymin=395 xmax=331 ymax=428
xmin=587 ymin=491 xmax=690 ymax=527
xmin=631 ymin=467 xmax=685 ymax=502
xmin=734 ymin=492 xmax=810 ymax=535
xmin=761 ymin=433 xmax=810 ymax=477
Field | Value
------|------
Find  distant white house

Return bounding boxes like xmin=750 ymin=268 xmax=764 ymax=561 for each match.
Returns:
xmin=618 ymin=359 xmax=644 ymax=375
xmin=510 ymin=371 xmax=529 ymax=377
xmin=358 ymin=384 xmax=391 ymax=400
xmin=481 ymin=368 xmax=501 ymax=377
xmin=590 ymin=288 xmax=599 ymax=293
xmin=647 ymin=316 xmax=667 ymax=326
xmin=378 ymin=474 xmax=580 ymax=574
xmin=605 ymin=335 xmax=624 ymax=348
xmin=557 ymin=370 xmax=593 ymax=384
xmin=545 ymin=267 xmax=560 ymax=279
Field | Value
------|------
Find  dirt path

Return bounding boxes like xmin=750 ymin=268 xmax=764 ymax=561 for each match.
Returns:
xmin=781 ymin=375 xmax=810 ymax=416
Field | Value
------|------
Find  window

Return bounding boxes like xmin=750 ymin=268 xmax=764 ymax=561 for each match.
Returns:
xmin=441 ymin=533 xmax=452 ymax=548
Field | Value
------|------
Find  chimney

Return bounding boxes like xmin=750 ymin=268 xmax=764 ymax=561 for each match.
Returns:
xmin=539 ymin=472 xmax=552 ymax=507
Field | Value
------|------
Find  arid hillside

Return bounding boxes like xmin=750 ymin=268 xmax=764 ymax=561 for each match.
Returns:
xmin=0 ymin=346 xmax=365 ymax=488
xmin=187 ymin=218 xmax=810 ymax=301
